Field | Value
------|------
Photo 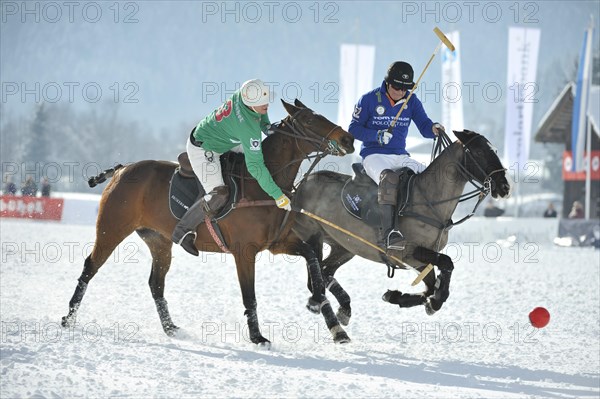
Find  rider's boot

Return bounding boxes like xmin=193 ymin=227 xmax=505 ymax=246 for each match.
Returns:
xmin=172 ymin=199 xmax=206 ymax=256
xmin=202 ymin=185 xmax=229 ymax=217
xmin=171 ymin=185 xmax=229 ymax=256
xmin=377 ymin=169 xmax=405 ymax=251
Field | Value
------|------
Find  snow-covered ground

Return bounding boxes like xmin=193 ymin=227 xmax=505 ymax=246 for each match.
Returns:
xmin=1 ymin=219 xmax=599 ymax=398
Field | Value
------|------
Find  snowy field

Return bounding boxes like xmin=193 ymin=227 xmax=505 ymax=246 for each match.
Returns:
xmin=1 ymin=218 xmax=599 ymax=398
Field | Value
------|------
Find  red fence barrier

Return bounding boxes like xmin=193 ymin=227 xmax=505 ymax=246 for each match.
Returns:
xmin=0 ymin=195 xmax=64 ymax=221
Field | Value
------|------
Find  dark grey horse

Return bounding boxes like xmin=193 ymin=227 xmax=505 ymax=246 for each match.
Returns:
xmin=292 ymin=129 xmax=511 ymax=325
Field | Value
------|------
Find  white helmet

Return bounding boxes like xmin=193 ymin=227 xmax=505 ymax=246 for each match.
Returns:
xmin=240 ymin=79 xmax=271 ymax=107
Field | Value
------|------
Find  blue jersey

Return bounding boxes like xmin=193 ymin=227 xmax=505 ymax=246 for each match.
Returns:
xmin=349 ymin=80 xmax=436 ymax=159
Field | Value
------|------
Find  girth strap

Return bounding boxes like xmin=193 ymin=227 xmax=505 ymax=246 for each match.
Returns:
xmin=205 ymin=216 xmax=230 ymax=254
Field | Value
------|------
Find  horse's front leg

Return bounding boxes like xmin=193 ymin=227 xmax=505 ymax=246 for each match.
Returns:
xmin=318 ymin=245 xmax=355 ymax=326
xmin=138 ymin=229 xmax=179 ymax=336
xmin=233 ymin=250 xmax=270 ymax=347
xmin=413 ymin=246 xmax=454 ymax=315
xmin=300 ymin=242 xmax=350 ymax=344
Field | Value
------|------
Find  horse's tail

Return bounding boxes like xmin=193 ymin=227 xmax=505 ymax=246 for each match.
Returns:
xmin=88 ymin=164 xmax=125 ymax=188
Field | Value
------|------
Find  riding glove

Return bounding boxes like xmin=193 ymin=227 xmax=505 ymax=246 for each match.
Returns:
xmin=276 ymin=194 xmax=292 ymax=211
xmin=377 ymin=130 xmax=392 ymax=146
xmin=432 ymin=123 xmax=445 ymax=135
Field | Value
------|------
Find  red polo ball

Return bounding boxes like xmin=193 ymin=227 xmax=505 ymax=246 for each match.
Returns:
xmin=529 ymin=307 xmax=550 ymax=328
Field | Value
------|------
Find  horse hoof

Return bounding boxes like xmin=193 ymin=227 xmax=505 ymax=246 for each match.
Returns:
xmin=306 ymin=297 xmax=321 ymax=314
xmin=250 ymin=334 xmax=271 ymax=345
xmin=382 ymin=290 xmax=401 ymax=303
xmin=163 ymin=324 xmax=180 ymax=337
xmin=252 ymin=335 xmax=271 ymax=348
xmin=425 ymin=299 xmax=440 ymax=316
xmin=257 ymin=341 xmax=272 ymax=350
xmin=61 ymin=315 xmax=75 ymax=328
xmin=334 ymin=331 xmax=351 ymax=344
xmin=336 ymin=307 xmax=351 ymax=326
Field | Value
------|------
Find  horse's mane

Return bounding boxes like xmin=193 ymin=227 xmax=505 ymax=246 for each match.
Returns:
xmin=306 ymin=170 xmax=351 ymax=183
xmin=421 ymin=140 xmax=462 ymax=174
xmin=261 ymin=117 xmax=291 ymax=153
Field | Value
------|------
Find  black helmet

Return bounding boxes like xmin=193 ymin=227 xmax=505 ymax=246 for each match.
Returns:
xmin=385 ymin=61 xmax=414 ymax=90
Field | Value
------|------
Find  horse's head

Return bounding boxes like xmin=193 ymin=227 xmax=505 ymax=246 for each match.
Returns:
xmin=280 ymin=99 xmax=355 ymax=156
xmin=453 ymin=130 xmax=511 ymax=199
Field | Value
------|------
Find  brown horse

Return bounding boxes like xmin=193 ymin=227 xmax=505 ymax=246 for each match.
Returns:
xmin=61 ymin=99 xmax=355 ymax=346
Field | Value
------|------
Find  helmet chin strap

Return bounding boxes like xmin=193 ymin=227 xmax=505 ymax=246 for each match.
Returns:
xmin=250 ymin=105 xmax=267 ymax=114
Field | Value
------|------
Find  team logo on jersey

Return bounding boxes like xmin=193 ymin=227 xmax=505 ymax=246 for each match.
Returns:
xmin=375 ymin=105 xmax=385 ymax=115
xmin=249 ymin=138 xmax=261 ymax=151
xmin=352 ymin=106 xmax=361 ymax=119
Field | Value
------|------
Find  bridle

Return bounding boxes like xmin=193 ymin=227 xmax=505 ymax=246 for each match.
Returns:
xmin=266 ymin=107 xmax=348 ymax=191
xmin=428 ymin=130 xmax=506 ymax=211
xmin=396 ymin=130 xmax=507 ymax=252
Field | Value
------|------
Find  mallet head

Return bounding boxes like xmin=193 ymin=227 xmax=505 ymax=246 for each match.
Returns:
xmin=434 ymin=27 xmax=456 ymax=51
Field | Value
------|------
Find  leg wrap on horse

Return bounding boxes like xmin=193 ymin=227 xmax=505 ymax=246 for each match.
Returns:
xmin=304 ymin=245 xmax=349 ymax=342
xmin=154 ymin=298 xmax=179 ymax=335
xmin=433 ymin=270 xmax=452 ymax=303
xmin=413 ymin=247 xmax=455 ymax=273
xmin=61 ymin=278 xmax=88 ymax=327
xmin=326 ymin=277 xmax=351 ymax=309
xmin=382 ymin=290 xmax=427 ymax=307
xmin=413 ymin=247 xmax=454 ymax=310
xmin=69 ymin=278 xmax=88 ymax=309
xmin=243 ymin=306 xmax=264 ymax=343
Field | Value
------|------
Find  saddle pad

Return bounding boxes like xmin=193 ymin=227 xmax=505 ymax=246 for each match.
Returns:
xmin=168 ymin=170 xmax=239 ymax=221
xmin=341 ymin=163 xmax=415 ymax=226
xmin=169 ymin=172 xmax=202 ymax=220
xmin=341 ymin=173 xmax=380 ymax=226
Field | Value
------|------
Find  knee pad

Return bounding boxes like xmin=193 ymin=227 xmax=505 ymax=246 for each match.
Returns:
xmin=378 ymin=169 xmax=400 ymax=205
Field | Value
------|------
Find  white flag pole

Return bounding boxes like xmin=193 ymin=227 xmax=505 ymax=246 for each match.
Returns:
xmin=585 ymin=117 xmax=592 ymax=219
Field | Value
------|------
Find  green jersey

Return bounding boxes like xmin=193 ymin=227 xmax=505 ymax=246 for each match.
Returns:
xmin=192 ymin=91 xmax=283 ymax=200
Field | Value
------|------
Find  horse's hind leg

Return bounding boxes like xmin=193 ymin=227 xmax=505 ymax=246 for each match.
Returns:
xmin=412 ymin=246 xmax=454 ymax=315
xmin=61 ymin=223 xmax=134 ymax=328
xmin=137 ymin=228 xmax=179 ymax=336
xmin=62 ymin=183 xmax=142 ymax=328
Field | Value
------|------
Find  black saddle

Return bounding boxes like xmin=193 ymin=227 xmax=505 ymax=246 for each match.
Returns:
xmin=168 ymin=152 xmax=242 ymax=220
xmin=341 ymin=163 xmax=415 ymax=227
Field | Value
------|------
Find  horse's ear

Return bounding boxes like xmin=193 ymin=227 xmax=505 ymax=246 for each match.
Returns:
xmin=453 ymin=130 xmax=471 ymax=143
xmin=281 ymin=99 xmax=301 ymax=115
xmin=294 ymin=98 xmax=308 ymax=109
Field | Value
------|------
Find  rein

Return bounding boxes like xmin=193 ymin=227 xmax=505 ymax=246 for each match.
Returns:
xmin=267 ymin=109 xmax=344 ymax=191
xmin=399 ymin=130 xmax=505 ymax=239
xmin=227 ymin=107 xmax=346 ymax=245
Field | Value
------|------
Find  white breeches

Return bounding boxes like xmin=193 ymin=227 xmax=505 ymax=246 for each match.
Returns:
xmin=362 ymin=153 xmax=426 ymax=183
xmin=186 ymin=138 xmax=243 ymax=194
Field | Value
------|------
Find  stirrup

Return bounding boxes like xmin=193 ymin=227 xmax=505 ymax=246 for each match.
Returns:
xmin=178 ymin=231 xmax=199 ymax=256
xmin=386 ymin=230 xmax=405 ymax=251
xmin=175 ymin=231 xmax=196 ymax=245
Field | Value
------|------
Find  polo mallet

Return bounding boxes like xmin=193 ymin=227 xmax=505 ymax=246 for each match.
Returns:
xmin=299 ymin=208 xmax=433 ymax=286
xmin=388 ymin=27 xmax=456 ymax=131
